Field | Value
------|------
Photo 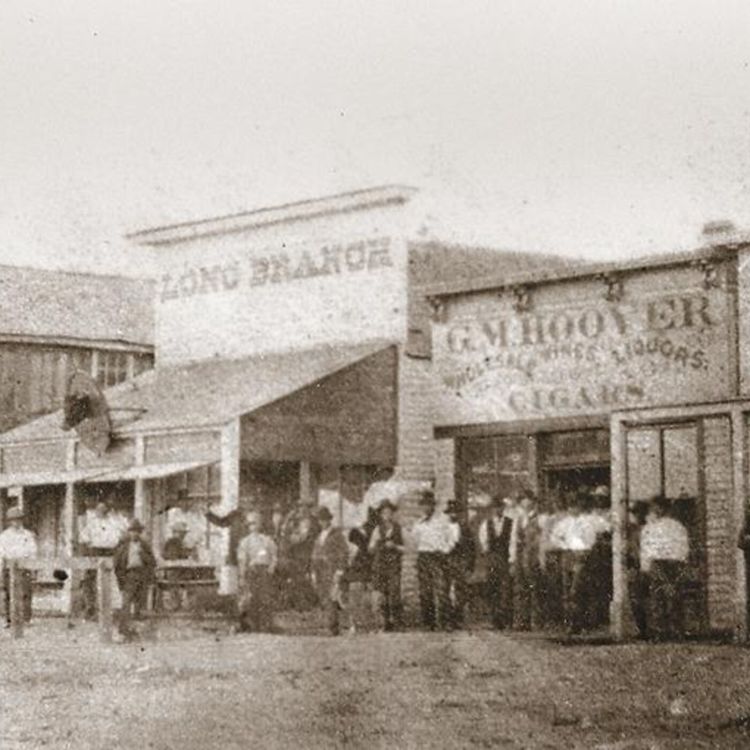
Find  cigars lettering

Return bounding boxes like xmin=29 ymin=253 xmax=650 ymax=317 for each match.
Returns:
xmin=435 ymin=286 xmax=731 ymax=422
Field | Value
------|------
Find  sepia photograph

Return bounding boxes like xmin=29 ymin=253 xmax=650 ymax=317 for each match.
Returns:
xmin=1 ymin=1 xmax=750 ymax=748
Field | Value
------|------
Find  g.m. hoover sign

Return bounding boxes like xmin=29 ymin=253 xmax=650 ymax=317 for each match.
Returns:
xmin=432 ymin=270 xmax=733 ymax=426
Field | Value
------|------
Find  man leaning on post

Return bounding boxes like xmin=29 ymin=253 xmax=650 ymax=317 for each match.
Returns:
xmin=0 ymin=506 xmax=38 ymax=627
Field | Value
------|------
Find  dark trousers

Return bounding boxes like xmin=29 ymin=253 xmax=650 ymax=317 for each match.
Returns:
xmin=444 ymin=557 xmax=469 ymax=629
xmin=541 ymin=551 xmax=565 ymax=627
xmin=487 ymin=558 xmax=513 ymax=629
xmin=238 ymin=566 xmax=275 ymax=632
xmin=417 ymin=552 xmax=448 ymax=630
xmin=117 ymin=568 xmax=150 ymax=635
xmin=646 ymin=560 xmax=686 ymax=640
xmin=377 ymin=566 xmax=403 ymax=630
xmin=562 ymin=551 xmax=590 ymax=633
xmin=628 ymin=568 xmax=650 ymax=638
xmin=2 ymin=568 xmax=32 ymax=624
xmin=513 ymin=565 xmax=543 ymax=630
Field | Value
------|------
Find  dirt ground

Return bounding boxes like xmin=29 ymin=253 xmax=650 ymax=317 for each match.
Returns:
xmin=2 ymin=619 xmax=750 ymax=750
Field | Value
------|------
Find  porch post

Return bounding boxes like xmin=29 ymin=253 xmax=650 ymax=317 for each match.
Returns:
xmin=610 ymin=415 xmax=631 ymax=640
xmin=731 ymin=407 xmax=747 ymax=642
xmin=219 ymin=420 xmax=241 ymax=585
xmin=62 ymin=439 xmax=77 ymax=616
xmin=133 ymin=435 xmax=146 ymax=523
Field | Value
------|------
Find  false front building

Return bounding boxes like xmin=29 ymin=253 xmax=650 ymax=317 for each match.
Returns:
xmin=0 ymin=186 xmax=564 ymax=611
xmin=426 ymin=226 xmax=750 ymax=639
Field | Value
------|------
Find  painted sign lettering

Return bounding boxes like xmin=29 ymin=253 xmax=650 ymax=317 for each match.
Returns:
xmin=159 ymin=237 xmax=393 ymax=303
xmin=433 ymin=271 xmax=732 ymax=425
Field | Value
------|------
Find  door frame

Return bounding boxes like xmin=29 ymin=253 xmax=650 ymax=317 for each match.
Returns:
xmin=610 ymin=399 xmax=750 ymax=641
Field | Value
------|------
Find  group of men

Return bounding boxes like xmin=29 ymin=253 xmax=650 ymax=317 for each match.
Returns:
xmin=0 ymin=486 xmax=700 ymax=642
xmin=234 ymin=501 xmax=407 ymax=636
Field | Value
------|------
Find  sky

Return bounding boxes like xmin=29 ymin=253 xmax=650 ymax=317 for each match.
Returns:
xmin=1 ymin=0 xmax=749 ymax=277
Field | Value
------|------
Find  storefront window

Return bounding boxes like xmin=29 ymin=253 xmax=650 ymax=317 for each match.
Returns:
xmin=314 ymin=464 xmax=386 ymax=529
xmin=162 ymin=464 xmax=221 ymax=564
xmin=458 ymin=436 xmax=530 ymax=509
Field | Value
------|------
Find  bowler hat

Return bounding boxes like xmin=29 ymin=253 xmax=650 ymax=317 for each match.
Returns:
xmin=317 ymin=506 xmax=333 ymax=522
xmin=418 ymin=490 xmax=436 ymax=506
xmin=6 ymin=506 xmax=24 ymax=521
xmin=171 ymin=521 xmax=188 ymax=533
xmin=128 ymin=518 xmax=145 ymax=532
xmin=379 ymin=499 xmax=397 ymax=512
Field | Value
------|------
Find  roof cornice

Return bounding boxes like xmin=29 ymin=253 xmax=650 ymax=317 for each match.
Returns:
xmin=126 ymin=185 xmax=418 ymax=247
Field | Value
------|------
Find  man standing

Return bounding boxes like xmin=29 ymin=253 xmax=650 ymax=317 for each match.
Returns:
xmin=0 ymin=507 xmax=38 ymax=626
xmin=311 ymin=506 xmax=349 ymax=636
xmin=369 ymin=499 xmax=404 ymax=632
xmin=478 ymin=496 xmax=516 ymax=630
xmin=444 ymin=499 xmax=476 ymax=630
xmin=412 ymin=490 xmax=453 ymax=631
xmin=236 ymin=510 xmax=278 ymax=633
xmin=113 ymin=518 xmax=156 ymax=639
xmin=78 ymin=499 xmax=128 ymax=619
xmin=640 ymin=496 xmax=689 ymax=641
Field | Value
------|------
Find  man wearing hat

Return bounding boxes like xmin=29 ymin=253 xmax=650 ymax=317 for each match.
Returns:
xmin=162 ymin=520 xmax=194 ymax=561
xmin=411 ymin=489 xmax=453 ymax=630
xmin=311 ymin=506 xmax=350 ymax=635
xmin=0 ymin=506 xmax=38 ymax=626
xmin=113 ymin=518 xmax=156 ymax=639
xmin=368 ymin=499 xmax=405 ymax=631
xmin=478 ymin=495 xmax=516 ymax=629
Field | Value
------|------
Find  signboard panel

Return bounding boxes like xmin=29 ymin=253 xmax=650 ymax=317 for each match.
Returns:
xmin=433 ymin=264 xmax=734 ymax=427
xmin=154 ymin=233 xmax=407 ymax=364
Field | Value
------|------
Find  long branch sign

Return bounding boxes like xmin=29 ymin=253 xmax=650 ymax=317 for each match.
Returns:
xmin=432 ymin=269 xmax=733 ymax=425
xmin=155 ymin=235 xmax=406 ymax=363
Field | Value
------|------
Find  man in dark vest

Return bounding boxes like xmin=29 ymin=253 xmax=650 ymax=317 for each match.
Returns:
xmin=478 ymin=495 xmax=515 ymax=629
xmin=445 ymin=499 xmax=476 ymax=630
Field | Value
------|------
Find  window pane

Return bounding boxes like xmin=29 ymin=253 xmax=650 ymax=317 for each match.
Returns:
xmin=461 ymin=438 xmax=496 ymax=507
xmin=663 ymin=426 xmax=698 ymax=499
xmin=626 ymin=429 xmax=661 ymax=502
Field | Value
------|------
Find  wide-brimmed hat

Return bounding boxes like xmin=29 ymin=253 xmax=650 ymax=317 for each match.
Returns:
xmin=445 ymin=499 xmax=462 ymax=515
xmin=317 ymin=506 xmax=333 ymax=522
xmin=6 ymin=506 xmax=24 ymax=521
xmin=127 ymin=518 xmax=145 ymax=532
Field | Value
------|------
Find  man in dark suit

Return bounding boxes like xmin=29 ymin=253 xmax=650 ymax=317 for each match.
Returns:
xmin=311 ymin=506 xmax=350 ymax=635
xmin=113 ymin=518 xmax=156 ymax=639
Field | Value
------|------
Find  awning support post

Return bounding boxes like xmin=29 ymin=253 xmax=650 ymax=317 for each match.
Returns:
xmin=133 ymin=435 xmax=146 ymax=524
xmin=96 ymin=559 xmax=113 ymax=643
xmin=9 ymin=561 xmax=23 ymax=639
xmin=62 ymin=439 xmax=77 ymax=621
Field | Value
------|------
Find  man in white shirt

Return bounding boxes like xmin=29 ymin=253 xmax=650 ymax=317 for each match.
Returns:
xmin=411 ymin=490 xmax=453 ymax=630
xmin=640 ymin=496 xmax=689 ymax=640
xmin=237 ymin=510 xmax=278 ymax=633
xmin=78 ymin=499 xmax=129 ymax=619
xmin=0 ymin=506 xmax=38 ymax=626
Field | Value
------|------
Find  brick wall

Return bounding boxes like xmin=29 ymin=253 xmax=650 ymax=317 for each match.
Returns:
xmin=703 ymin=416 xmax=737 ymax=632
xmin=394 ymin=347 xmax=438 ymax=614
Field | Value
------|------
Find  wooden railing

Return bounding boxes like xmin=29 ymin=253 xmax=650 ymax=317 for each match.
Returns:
xmin=5 ymin=557 xmax=115 ymax=641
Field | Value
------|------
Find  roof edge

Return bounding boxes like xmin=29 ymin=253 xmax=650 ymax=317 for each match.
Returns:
xmin=126 ymin=185 xmax=418 ymax=247
xmin=422 ymin=242 xmax=750 ymax=300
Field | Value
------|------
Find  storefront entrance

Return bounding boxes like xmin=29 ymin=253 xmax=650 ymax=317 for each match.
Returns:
xmin=611 ymin=402 xmax=750 ymax=640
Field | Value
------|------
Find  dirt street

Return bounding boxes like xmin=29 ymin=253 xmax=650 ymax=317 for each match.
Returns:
xmin=2 ymin=621 xmax=750 ymax=750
